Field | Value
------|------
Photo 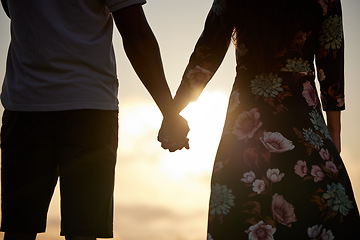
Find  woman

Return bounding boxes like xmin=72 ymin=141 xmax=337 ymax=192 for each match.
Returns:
xmin=159 ymin=0 xmax=360 ymax=239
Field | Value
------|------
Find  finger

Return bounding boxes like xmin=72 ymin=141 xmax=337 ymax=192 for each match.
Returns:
xmin=168 ymin=145 xmax=184 ymax=152
xmin=184 ymin=138 xmax=190 ymax=149
xmin=157 ymin=134 xmax=168 ymax=143
xmin=161 ymin=141 xmax=182 ymax=150
xmin=167 ymin=140 xmax=189 ymax=152
xmin=161 ymin=142 xmax=173 ymax=150
xmin=178 ymin=138 xmax=189 ymax=149
xmin=174 ymin=139 xmax=189 ymax=150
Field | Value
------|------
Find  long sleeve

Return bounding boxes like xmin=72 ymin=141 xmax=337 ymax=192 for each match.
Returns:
xmin=315 ymin=0 xmax=345 ymax=111
xmin=174 ymin=0 xmax=234 ymax=104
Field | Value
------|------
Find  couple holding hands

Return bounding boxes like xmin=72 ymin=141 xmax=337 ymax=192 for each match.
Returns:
xmin=1 ymin=0 xmax=360 ymax=239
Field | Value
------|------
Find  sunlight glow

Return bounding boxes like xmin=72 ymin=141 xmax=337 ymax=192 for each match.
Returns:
xmin=119 ymin=102 xmax=162 ymax=154
xmin=120 ymin=103 xmax=162 ymax=136
xmin=118 ymin=91 xmax=230 ymax=180
xmin=160 ymin=91 xmax=230 ymax=179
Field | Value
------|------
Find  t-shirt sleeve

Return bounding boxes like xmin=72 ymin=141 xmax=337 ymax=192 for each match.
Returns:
xmin=105 ymin=0 xmax=146 ymax=13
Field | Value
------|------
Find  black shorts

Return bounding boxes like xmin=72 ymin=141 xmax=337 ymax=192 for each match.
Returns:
xmin=0 ymin=109 xmax=118 ymax=238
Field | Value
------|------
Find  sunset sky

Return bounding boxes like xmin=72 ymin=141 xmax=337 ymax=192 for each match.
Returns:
xmin=0 ymin=1 xmax=359 ymax=239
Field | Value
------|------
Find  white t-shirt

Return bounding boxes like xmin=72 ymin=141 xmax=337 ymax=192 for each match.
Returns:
xmin=1 ymin=0 xmax=146 ymax=111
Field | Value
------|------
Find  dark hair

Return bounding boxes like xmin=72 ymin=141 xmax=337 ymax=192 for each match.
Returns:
xmin=229 ymin=0 xmax=322 ymax=71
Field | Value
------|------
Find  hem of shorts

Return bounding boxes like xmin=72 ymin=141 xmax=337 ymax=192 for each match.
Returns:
xmin=60 ymin=231 xmax=113 ymax=238
xmin=1 ymin=101 xmax=119 ymax=112
xmin=0 ymin=226 xmax=45 ymax=234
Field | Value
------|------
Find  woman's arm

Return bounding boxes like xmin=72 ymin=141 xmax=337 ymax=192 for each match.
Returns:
xmin=159 ymin=0 xmax=234 ymax=150
xmin=173 ymin=0 xmax=234 ymax=113
xmin=326 ymin=111 xmax=341 ymax=153
xmin=315 ymin=0 xmax=345 ymax=154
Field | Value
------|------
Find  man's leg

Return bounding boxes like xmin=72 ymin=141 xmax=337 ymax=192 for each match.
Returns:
xmin=1 ymin=111 xmax=58 ymax=236
xmin=3 ymin=233 xmax=36 ymax=240
xmin=58 ymin=110 xmax=118 ymax=238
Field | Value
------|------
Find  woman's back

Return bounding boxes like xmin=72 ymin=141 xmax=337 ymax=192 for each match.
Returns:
xmin=231 ymin=0 xmax=327 ymax=72
xmin=173 ymin=0 xmax=360 ymax=239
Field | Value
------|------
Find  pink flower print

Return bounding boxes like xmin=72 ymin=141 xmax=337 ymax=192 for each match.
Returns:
xmin=294 ymin=160 xmax=308 ymax=177
xmin=187 ymin=65 xmax=212 ymax=89
xmin=266 ymin=169 xmax=285 ymax=183
xmin=317 ymin=69 xmax=326 ymax=81
xmin=308 ymin=225 xmax=323 ymax=238
xmin=237 ymin=43 xmax=248 ymax=57
xmin=232 ymin=108 xmax=262 ymax=141
xmin=320 ymin=228 xmax=335 ymax=240
xmin=259 ymin=132 xmax=295 ymax=153
xmin=302 ymin=81 xmax=318 ymax=108
xmin=293 ymin=31 xmax=307 ymax=48
xmin=245 ymin=221 xmax=276 ymax=240
xmin=317 ymin=0 xmax=336 ymax=16
xmin=337 ymin=98 xmax=344 ymax=108
xmin=319 ymin=148 xmax=330 ymax=160
xmin=271 ymin=194 xmax=297 ymax=227
xmin=325 ymin=161 xmax=338 ymax=173
xmin=252 ymin=179 xmax=265 ymax=194
xmin=228 ymin=90 xmax=240 ymax=113
xmin=311 ymin=165 xmax=325 ymax=182
xmin=241 ymin=171 xmax=256 ymax=184
xmin=213 ymin=161 xmax=223 ymax=173
xmin=317 ymin=0 xmax=328 ymax=15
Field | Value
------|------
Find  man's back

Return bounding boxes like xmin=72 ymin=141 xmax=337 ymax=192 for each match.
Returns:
xmin=1 ymin=0 xmax=138 ymax=112
xmin=0 ymin=1 xmax=189 ymax=239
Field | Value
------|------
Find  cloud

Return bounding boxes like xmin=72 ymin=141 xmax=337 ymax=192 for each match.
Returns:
xmin=114 ymin=203 xmax=207 ymax=240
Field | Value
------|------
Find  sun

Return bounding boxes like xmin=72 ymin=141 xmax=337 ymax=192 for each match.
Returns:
xmin=117 ymin=91 xmax=230 ymax=180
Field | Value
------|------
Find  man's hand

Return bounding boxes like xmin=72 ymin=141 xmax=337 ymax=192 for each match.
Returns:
xmin=158 ymin=114 xmax=190 ymax=152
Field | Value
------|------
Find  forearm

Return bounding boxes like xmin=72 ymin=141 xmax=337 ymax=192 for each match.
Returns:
xmin=173 ymin=84 xmax=192 ymax=114
xmin=326 ymin=111 xmax=341 ymax=152
xmin=113 ymin=5 xmax=175 ymax=117
xmin=326 ymin=111 xmax=341 ymax=133
xmin=172 ymin=5 xmax=233 ymax=114
xmin=122 ymin=31 xmax=174 ymax=117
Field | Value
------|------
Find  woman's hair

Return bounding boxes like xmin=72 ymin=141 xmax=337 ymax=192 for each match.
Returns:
xmin=229 ymin=0 xmax=322 ymax=71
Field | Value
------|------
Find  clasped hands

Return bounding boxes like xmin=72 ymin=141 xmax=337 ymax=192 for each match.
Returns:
xmin=158 ymin=114 xmax=190 ymax=152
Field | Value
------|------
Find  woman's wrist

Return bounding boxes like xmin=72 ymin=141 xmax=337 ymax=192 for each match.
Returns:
xmin=161 ymin=105 xmax=180 ymax=119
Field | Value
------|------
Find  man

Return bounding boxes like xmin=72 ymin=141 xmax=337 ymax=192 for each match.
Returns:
xmin=0 ymin=0 xmax=189 ymax=239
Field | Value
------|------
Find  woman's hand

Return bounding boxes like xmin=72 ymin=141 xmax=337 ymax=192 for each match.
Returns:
xmin=158 ymin=114 xmax=190 ymax=152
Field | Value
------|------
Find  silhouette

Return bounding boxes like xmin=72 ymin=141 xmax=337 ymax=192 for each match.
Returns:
xmin=159 ymin=0 xmax=360 ymax=239
xmin=0 ymin=0 xmax=188 ymax=240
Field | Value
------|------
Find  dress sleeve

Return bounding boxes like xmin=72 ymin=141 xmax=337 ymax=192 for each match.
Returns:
xmin=175 ymin=0 xmax=233 ymax=102
xmin=315 ymin=0 xmax=345 ymax=111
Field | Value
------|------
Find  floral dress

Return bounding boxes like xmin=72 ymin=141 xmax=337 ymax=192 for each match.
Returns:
xmin=176 ymin=0 xmax=360 ymax=239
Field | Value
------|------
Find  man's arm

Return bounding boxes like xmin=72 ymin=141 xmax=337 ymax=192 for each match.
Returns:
xmin=112 ymin=4 xmax=175 ymax=117
xmin=113 ymin=4 xmax=189 ymax=151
